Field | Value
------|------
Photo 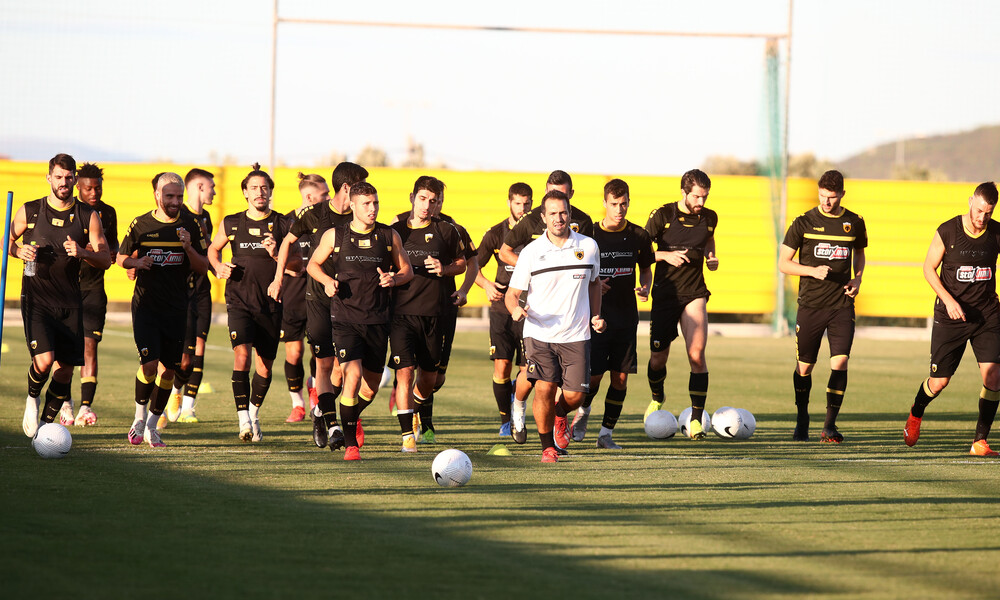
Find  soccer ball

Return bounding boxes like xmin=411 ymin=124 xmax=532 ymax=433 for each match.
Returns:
xmin=432 ymin=449 xmax=472 ymax=487
xmin=734 ymin=408 xmax=757 ymax=439
xmin=678 ymin=407 xmax=712 ymax=438
xmin=711 ymin=407 xmax=744 ymax=439
xmin=33 ymin=423 xmax=72 ymax=459
xmin=379 ymin=366 xmax=393 ymax=388
xmin=644 ymin=410 xmax=678 ymax=439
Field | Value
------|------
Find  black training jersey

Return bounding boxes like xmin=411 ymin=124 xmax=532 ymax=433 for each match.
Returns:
xmin=280 ymin=207 xmax=311 ymax=306
xmin=503 ymin=204 xmax=594 ymax=251
xmin=20 ymin=198 xmax=95 ymax=308
xmin=935 ymin=216 xmax=1000 ymax=322
xmin=119 ymin=211 xmax=205 ymax=315
xmin=439 ymin=213 xmax=477 ymax=316
xmin=222 ymin=210 xmax=288 ymax=314
xmin=180 ymin=204 xmax=213 ymax=299
xmin=79 ymin=199 xmax=118 ymax=291
xmin=645 ymin=202 xmax=718 ymax=306
xmin=478 ymin=219 xmax=517 ymax=314
xmin=290 ymin=201 xmax=353 ymax=305
xmin=782 ymin=206 xmax=868 ymax=310
xmin=594 ymin=220 xmax=655 ymax=328
xmin=391 ymin=216 xmax=464 ymax=317
xmin=329 ymin=223 xmax=395 ymax=325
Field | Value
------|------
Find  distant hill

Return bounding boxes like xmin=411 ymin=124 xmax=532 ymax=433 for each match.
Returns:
xmin=836 ymin=124 xmax=1000 ymax=182
xmin=0 ymin=136 xmax=145 ymax=163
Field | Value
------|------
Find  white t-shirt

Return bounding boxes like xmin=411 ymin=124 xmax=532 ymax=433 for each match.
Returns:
xmin=509 ymin=229 xmax=600 ymax=343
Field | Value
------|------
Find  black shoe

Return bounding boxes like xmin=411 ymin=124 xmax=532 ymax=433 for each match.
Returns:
xmin=820 ymin=426 xmax=844 ymax=444
xmin=313 ymin=416 xmax=328 ymax=448
xmin=792 ymin=424 xmax=810 ymax=441
xmin=512 ymin=419 xmax=527 ymax=445
xmin=329 ymin=425 xmax=345 ymax=451
xmin=554 ymin=445 xmax=568 ymax=456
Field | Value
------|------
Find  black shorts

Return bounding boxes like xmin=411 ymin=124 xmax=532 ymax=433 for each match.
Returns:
xmin=795 ymin=305 xmax=856 ymax=365
xmin=21 ymin=299 xmax=84 ymax=366
xmin=184 ymin=288 xmax=212 ymax=353
xmin=591 ymin=325 xmax=638 ymax=375
xmin=929 ymin=315 xmax=1000 ymax=378
xmin=280 ymin=297 xmax=308 ymax=343
xmin=133 ymin=307 xmax=185 ymax=367
xmin=81 ymin=286 xmax=108 ymax=341
xmin=228 ymin=308 xmax=282 ymax=361
xmin=306 ymin=298 xmax=335 ymax=358
xmin=438 ymin=308 xmax=458 ymax=372
xmin=523 ymin=337 xmax=591 ymax=393
xmin=332 ymin=321 xmax=389 ymax=374
xmin=488 ymin=310 xmax=525 ymax=365
xmin=649 ymin=298 xmax=702 ymax=351
xmin=389 ymin=314 xmax=442 ymax=372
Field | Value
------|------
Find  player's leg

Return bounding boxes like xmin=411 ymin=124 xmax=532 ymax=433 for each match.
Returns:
xmin=646 ymin=305 xmax=680 ymax=421
xmin=350 ymin=321 xmax=390 ymax=453
xmin=971 ymin=362 xmax=1000 ymax=456
xmin=232 ymin=342 xmax=254 ymax=441
xmin=283 ymin=339 xmax=307 ymax=422
xmin=76 ymin=336 xmax=100 ymax=426
xmin=145 ymin=360 xmax=175 ymax=448
xmin=792 ymin=307 xmax=826 ymax=441
xmin=179 ymin=289 xmax=212 ymax=422
xmin=21 ymin=300 xmax=57 ymax=437
xmin=414 ymin=316 xmax=444 ymax=443
xmin=246 ymin=313 xmax=281 ymax=443
xmin=167 ymin=301 xmax=199 ymax=425
xmin=338 ymin=357 xmax=365 ymax=459
xmin=576 ymin=326 xmax=611 ymax=442
xmin=389 ymin=315 xmax=421 ymax=451
xmin=38 ymin=308 xmax=84 ymax=430
xmin=596 ymin=371 xmax=628 ymax=449
xmin=679 ymin=298 xmax=709 ymax=440
xmin=551 ymin=340 xmax=590 ymax=451
xmin=819 ymin=307 xmax=856 ymax=443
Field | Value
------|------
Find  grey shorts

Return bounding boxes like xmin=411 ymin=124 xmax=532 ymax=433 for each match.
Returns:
xmin=523 ymin=337 xmax=591 ymax=393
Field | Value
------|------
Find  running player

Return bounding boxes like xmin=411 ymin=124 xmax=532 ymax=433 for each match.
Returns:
xmin=62 ymin=161 xmax=118 ymax=426
xmin=643 ymin=169 xmax=719 ymax=440
xmin=269 ymin=161 xmax=368 ymax=450
xmin=505 ymin=190 xmax=604 ymax=463
xmin=164 ymin=168 xmax=216 ymax=425
xmin=389 ymin=175 xmax=467 ymax=452
xmin=778 ymin=169 xmax=866 ymax=443
xmin=904 ymin=182 xmax=1000 ymax=456
xmin=307 ymin=182 xmax=413 ymax=460
xmin=117 ymin=172 xmax=209 ymax=447
xmin=11 ymin=154 xmax=111 ymax=438
xmin=476 ymin=182 xmax=533 ymax=439
xmin=208 ymin=164 xmax=293 ymax=442
xmin=281 ymin=172 xmax=328 ymax=423
xmin=573 ymin=179 xmax=654 ymax=449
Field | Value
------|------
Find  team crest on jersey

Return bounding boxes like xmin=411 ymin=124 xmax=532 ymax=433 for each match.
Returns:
xmin=843 ymin=222 xmax=852 ymax=233
xmin=957 ymin=266 xmax=993 ymax=283
xmin=571 ymin=223 xmax=579 ymax=232
xmin=267 ymin=222 xmax=274 ymax=232
xmin=425 ymin=233 xmax=434 ymax=243
xmin=575 ymin=250 xmax=584 ymax=260
xmin=652 ymin=340 xmax=660 ymax=349
xmin=230 ymin=331 xmax=237 ymax=340
xmin=30 ymin=340 xmax=37 ymax=350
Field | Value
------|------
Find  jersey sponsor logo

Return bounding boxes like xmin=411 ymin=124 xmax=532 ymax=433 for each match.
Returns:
xmin=814 ymin=243 xmax=849 ymax=260
xmin=956 ymin=266 xmax=993 ymax=282
xmin=504 ymin=265 xmax=514 ymax=272
xmin=601 ymin=251 xmax=634 ymax=259
xmin=843 ymin=222 xmax=852 ymax=233
xmin=146 ymin=248 xmax=185 ymax=266
xmin=574 ymin=250 xmax=584 ymax=260
xmin=147 ymin=232 xmax=159 ymax=238
xmin=238 ymin=242 xmax=270 ymax=250
xmin=600 ymin=267 xmax=634 ymax=277
xmin=573 ymin=274 xmax=586 ymax=279
xmin=812 ymin=227 xmax=824 ymax=232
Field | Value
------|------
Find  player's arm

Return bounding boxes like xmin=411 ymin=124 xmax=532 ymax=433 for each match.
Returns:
xmin=116 ymin=227 xmax=153 ymax=272
xmin=268 ymin=231 xmax=301 ymax=298
xmin=182 ymin=225 xmax=210 ymax=275
xmin=385 ymin=229 xmax=414 ymax=288
xmin=504 ymin=286 xmax=527 ymax=321
xmin=452 ymin=255 xmax=479 ymax=307
xmin=306 ymin=229 xmax=338 ymax=297
xmin=589 ymin=276 xmax=606 ymax=333
xmin=636 ymin=265 xmax=653 ymax=302
xmin=207 ymin=228 xmax=234 ymax=280
xmin=8 ymin=206 xmax=34 ymax=261
xmin=69 ymin=211 xmax=112 ymax=269
xmin=923 ymin=232 xmax=964 ymax=321
xmin=844 ymin=247 xmax=865 ymax=297
xmin=498 ymin=243 xmax=519 ymax=267
xmin=704 ymin=237 xmax=719 ymax=271
xmin=498 ymin=220 xmax=530 ymax=267
xmin=778 ymin=244 xmax=830 ymax=280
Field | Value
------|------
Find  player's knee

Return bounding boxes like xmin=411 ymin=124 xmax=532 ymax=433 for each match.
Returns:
xmin=648 ymin=351 xmax=668 ymax=370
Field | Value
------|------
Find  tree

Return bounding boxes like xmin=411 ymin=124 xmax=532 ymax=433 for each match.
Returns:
xmin=702 ymin=155 xmax=759 ymax=176
xmin=788 ymin=152 xmax=836 ymax=179
xmin=355 ymin=145 xmax=389 ymax=168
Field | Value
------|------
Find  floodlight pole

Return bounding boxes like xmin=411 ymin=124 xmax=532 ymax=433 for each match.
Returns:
xmin=775 ymin=0 xmax=793 ymax=336
xmin=269 ymin=0 xmax=278 ymax=173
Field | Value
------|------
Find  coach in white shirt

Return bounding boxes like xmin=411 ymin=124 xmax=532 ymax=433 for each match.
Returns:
xmin=505 ymin=190 xmax=605 ymax=463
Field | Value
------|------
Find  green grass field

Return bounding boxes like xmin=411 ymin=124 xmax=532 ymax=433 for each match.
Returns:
xmin=3 ymin=321 xmax=1000 ymax=599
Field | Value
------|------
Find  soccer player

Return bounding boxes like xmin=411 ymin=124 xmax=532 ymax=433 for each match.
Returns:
xmin=63 ymin=161 xmax=118 ymax=426
xmin=904 ymin=182 xmax=1000 ymax=456
xmin=280 ymin=172 xmax=328 ymax=423
xmin=117 ymin=172 xmax=209 ymax=447
xmin=10 ymin=153 xmax=111 ymax=438
xmin=475 ymin=182 xmax=533 ymax=439
xmin=643 ymin=169 xmax=719 ymax=440
xmin=389 ymin=175 xmax=467 ymax=452
xmin=269 ymin=161 xmax=368 ymax=450
xmin=505 ymin=190 xmax=604 ymax=463
xmin=307 ymin=182 xmax=413 ymax=460
xmin=164 ymin=168 xmax=216 ymax=425
xmin=778 ymin=169 xmax=866 ymax=443
xmin=573 ymin=179 xmax=654 ymax=449
xmin=208 ymin=164 xmax=293 ymax=442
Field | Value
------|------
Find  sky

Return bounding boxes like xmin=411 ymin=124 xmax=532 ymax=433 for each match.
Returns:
xmin=2 ymin=0 xmax=999 ymax=175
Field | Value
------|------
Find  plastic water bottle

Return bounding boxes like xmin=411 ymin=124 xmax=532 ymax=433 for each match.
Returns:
xmin=23 ymin=242 xmax=37 ymax=277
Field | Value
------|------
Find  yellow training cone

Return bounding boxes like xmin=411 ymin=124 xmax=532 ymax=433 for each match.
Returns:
xmin=487 ymin=443 xmax=511 ymax=456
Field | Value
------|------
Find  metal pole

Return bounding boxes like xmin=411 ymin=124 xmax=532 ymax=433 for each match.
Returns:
xmin=269 ymin=0 xmax=278 ymax=173
xmin=776 ymin=0 xmax=793 ymax=336
xmin=1 ymin=191 xmax=13 ymax=364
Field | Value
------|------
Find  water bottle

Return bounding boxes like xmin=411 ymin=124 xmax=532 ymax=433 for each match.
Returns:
xmin=23 ymin=242 xmax=37 ymax=277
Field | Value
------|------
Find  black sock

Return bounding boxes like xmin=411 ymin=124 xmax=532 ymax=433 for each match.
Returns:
xmin=331 ymin=384 xmax=343 ymax=402
xmin=42 ymin=379 xmax=71 ymax=423
xmin=357 ymin=392 xmax=373 ymax=415
xmin=28 ymin=364 xmax=49 ymax=399
xmin=151 ymin=376 xmax=173 ymax=415
xmin=81 ymin=378 xmax=97 ymax=407
xmin=397 ymin=410 xmax=415 ymax=436
xmin=910 ymin=379 xmax=938 ymax=418
xmin=232 ymin=370 xmax=251 ymax=411
xmin=825 ymin=369 xmax=848 ymax=429
xmin=583 ymin=386 xmax=600 ymax=410
xmin=285 ymin=360 xmax=304 ymax=393
xmin=318 ymin=392 xmax=338 ymax=428
xmin=135 ymin=371 xmax=155 ymax=405
xmin=793 ymin=371 xmax=811 ymax=424
xmin=173 ymin=362 xmax=192 ymax=391
xmin=309 ymin=355 xmax=317 ymax=381
xmin=416 ymin=392 xmax=434 ymax=432
xmin=602 ymin=387 xmax=627 ymax=430
xmin=340 ymin=402 xmax=359 ymax=447
xmin=251 ymin=371 xmax=272 ymax=408
xmin=647 ymin=362 xmax=666 ymax=403
xmin=975 ymin=387 xmax=1000 ymax=442
xmin=689 ymin=372 xmax=708 ymax=421
xmin=540 ymin=430 xmax=555 ymax=450
xmin=493 ymin=378 xmax=512 ymax=423
xmin=185 ymin=355 xmax=204 ymax=398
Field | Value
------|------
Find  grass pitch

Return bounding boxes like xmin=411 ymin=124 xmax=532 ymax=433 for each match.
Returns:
xmin=3 ymin=322 xmax=1000 ymax=599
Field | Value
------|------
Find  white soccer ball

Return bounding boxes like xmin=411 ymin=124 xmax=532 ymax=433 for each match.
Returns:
xmin=33 ymin=423 xmax=72 ymax=459
xmin=644 ymin=410 xmax=678 ymax=439
xmin=379 ymin=366 xmax=393 ymax=389
xmin=734 ymin=408 xmax=757 ymax=439
xmin=678 ymin=407 xmax=712 ymax=438
xmin=432 ymin=449 xmax=472 ymax=487
xmin=712 ymin=406 xmax=743 ymax=439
